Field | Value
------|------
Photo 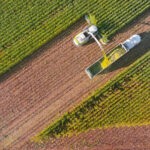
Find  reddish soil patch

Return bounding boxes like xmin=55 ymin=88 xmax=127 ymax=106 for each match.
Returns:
xmin=0 ymin=9 xmax=150 ymax=150
xmin=23 ymin=125 xmax=150 ymax=150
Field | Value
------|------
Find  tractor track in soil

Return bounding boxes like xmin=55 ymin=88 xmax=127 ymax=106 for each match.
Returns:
xmin=0 ymin=9 xmax=150 ymax=150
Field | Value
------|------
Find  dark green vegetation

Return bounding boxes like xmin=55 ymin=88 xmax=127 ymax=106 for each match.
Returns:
xmin=0 ymin=0 xmax=149 ymax=75
xmin=35 ymin=50 xmax=150 ymax=140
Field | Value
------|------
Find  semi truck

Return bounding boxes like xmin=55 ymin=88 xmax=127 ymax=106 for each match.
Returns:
xmin=85 ymin=34 xmax=141 ymax=79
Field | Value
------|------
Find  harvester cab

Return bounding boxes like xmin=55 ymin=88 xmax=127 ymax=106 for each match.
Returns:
xmin=73 ymin=25 xmax=98 ymax=46
xmin=73 ymin=14 xmax=99 ymax=46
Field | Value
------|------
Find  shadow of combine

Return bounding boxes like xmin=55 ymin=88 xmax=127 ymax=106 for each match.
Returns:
xmin=101 ymin=31 xmax=150 ymax=74
xmin=84 ymin=19 xmax=119 ymax=47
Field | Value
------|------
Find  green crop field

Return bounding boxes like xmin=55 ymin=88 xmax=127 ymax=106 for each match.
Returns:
xmin=34 ymin=50 xmax=150 ymax=140
xmin=0 ymin=0 xmax=149 ymax=75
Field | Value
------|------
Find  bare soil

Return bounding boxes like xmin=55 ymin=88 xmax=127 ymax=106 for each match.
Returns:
xmin=23 ymin=125 xmax=150 ymax=150
xmin=0 ymin=9 xmax=150 ymax=150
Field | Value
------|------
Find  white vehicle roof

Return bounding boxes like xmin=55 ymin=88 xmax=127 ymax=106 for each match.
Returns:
xmin=76 ymin=32 xmax=87 ymax=43
xmin=123 ymin=34 xmax=141 ymax=50
xmin=88 ymin=25 xmax=98 ymax=33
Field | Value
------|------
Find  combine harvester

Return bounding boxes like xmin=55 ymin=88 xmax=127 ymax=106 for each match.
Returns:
xmin=73 ymin=14 xmax=141 ymax=79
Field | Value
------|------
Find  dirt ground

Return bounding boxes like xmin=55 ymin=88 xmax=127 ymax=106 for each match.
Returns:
xmin=23 ymin=125 xmax=150 ymax=150
xmin=0 ymin=9 xmax=150 ymax=150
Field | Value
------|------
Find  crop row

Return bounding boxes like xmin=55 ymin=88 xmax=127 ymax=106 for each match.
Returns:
xmin=34 ymin=50 xmax=150 ymax=140
xmin=0 ymin=0 xmax=150 ymax=75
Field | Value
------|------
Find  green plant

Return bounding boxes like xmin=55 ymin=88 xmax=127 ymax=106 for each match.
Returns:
xmin=102 ymin=33 xmax=109 ymax=44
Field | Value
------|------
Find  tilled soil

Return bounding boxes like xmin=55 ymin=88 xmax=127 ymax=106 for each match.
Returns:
xmin=23 ymin=125 xmax=150 ymax=150
xmin=0 ymin=9 xmax=150 ymax=150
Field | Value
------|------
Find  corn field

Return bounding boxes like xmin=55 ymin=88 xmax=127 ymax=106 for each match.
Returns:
xmin=0 ymin=0 xmax=149 ymax=75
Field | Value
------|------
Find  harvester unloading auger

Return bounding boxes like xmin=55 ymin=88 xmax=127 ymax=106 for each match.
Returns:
xmin=73 ymin=14 xmax=141 ymax=79
xmin=87 ymin=32 xmax=110 ymax=69
xmin=73 ymin=14 xmax=110 ymax=68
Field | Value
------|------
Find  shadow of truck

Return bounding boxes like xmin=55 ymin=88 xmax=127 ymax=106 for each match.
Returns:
xmin=102 ymin=31 xmax=150 ymax=74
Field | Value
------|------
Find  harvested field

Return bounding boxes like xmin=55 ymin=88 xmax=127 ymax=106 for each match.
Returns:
xmin=23 ymin=125 xmax=150 ymax=150
xmin=0 ymin=9 xmax=150 ymax=150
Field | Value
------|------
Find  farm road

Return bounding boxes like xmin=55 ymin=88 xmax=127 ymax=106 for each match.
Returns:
xmin=0 ymin=10 xmax=150 ymax=149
